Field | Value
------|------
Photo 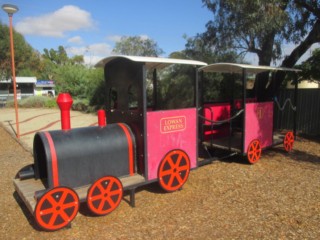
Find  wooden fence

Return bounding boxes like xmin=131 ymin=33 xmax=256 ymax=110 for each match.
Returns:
xmin=274 ymin=89 xmax=320 ymax=136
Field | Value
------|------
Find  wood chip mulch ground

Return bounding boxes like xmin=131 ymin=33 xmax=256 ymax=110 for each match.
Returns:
xmin=0 ymin=126 xmax=319 ymax=239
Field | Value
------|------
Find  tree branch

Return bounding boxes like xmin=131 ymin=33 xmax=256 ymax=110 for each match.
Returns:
xmin=281 ymin=19 xmax=320 ymax=68
xmin=294 ymin=0 xmax=320 ymax=19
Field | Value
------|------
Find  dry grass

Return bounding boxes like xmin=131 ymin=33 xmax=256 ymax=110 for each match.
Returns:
xmin=0 ymin=126 xmax=319 ymax=239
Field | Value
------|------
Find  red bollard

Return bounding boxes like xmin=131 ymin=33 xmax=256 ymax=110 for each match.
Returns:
xmin=97 ymin=109 xmax=106 ymax=127
xmin=56 ymin=93 xmax=73 ymax=131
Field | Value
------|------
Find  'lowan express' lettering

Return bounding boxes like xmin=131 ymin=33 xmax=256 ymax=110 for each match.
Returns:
xmin=160 ymin=116 xmax=186 ymax=133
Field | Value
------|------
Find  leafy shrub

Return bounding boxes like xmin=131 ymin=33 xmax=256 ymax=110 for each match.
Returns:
xmin=5 ymin=96 xmax=57 ymax=108
xmin=71 ymin=98 xmax=89 ymax=112
xmin=44 ymin=98 xmax=58 ymax=108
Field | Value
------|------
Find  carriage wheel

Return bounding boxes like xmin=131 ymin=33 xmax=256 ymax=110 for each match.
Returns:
xmin=284 ymin=131 xmax=294 ymax=152
xmin=158 ymin=149 xmax=190 ymax=192
xmin=87 ymin=176 xmax=123 ymax=216
xmin=34 ymin=187 xmax=79 ymax=231
xmin=247 ymin=139 xmax=262 ymax=164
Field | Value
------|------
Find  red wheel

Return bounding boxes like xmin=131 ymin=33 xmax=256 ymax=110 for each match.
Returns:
xmin=158 ymin=149 xmax=190 ymax=192
xmin=247 ymin=139 xmax=262 ymax=164
xmin=284 ymin=131 xmax=294 ymax=152
xmin=87 ymin=176 xmax=123 ymax=216
xmin=34 ymin=187 xmax=79 ymax=231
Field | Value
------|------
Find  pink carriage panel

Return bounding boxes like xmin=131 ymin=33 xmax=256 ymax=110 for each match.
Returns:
xmin=244 ymin=102 xmax=273 ymax=152
xmin=146 ymin=108 xmax=197 ymax=181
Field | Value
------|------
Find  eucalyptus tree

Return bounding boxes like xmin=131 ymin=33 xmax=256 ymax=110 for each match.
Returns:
xmin=0 ymin=22 xmax=40 ymax=79
xmin=200 ymin=0 xmax=320 ymax=99
xmin=112 ymin=36 xmax=164 ymax=57
xmin=296 ymin=48 xmax=320 ymax=82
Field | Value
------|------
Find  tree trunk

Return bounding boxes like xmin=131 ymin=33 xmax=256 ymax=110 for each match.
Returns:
xmin=254 ymin=32 xmax=275 ymax=101
xmin=266 ymin=19 xmax=320 ymax=96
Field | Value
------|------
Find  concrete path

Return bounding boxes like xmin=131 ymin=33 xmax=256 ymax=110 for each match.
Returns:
xmin=0 ymin=108 xmax=98 ymax=151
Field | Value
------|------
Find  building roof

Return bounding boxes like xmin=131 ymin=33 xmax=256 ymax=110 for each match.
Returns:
xmin=0 ymin=77 xmax=37 ymax=84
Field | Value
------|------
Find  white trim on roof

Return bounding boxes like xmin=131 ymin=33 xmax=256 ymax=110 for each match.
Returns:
xmin=0 ymin=77 xmax=37 ymax=83
xmin=95 ymin=55 xmax=207 ymax=69
xmin=199 ymin=63 xmax=301 ymax=74
xmin=16 ymin=77 xmax=37 ymax=83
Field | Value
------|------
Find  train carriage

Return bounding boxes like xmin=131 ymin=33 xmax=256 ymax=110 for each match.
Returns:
xmin=197 ymin=63 xmax=300 ymax=164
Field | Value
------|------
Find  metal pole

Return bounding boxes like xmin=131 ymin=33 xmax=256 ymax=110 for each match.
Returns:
xmin=152 ymin=69 xmax=157 ymax=110
xmin=8 ymin=13 xmax=20 ymax=138
xmin=241 ymin=69 xmax=247 ymax=154
xmin=293 ymin=73 xmax=298 ymax=139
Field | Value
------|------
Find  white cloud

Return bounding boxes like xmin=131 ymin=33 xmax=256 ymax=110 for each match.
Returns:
xmin=84 ymin=55 xmax=105 ymax=66
xmin=68 ymin=36 xmax=84 ymax=45
xmin=106 ymin=34 xmax=151 ymax=43
xmin=87 ymin=43 xmax=113 ymax=56
xmin=106 ymin=35 xmax=122 ymax=43
xmin=15 ymin=5 xmax=94 ymax=37
xmin=139 ymin=34 xmax=150 ymax=40
xmin=66 ymin=43 xmax=113 ymax=66
xmin=66 ymin=46 xmax=87 ymax=56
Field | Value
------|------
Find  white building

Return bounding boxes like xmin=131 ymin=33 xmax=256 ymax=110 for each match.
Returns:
xmin=287 ymin=79 xmax=320 ymax=89
xmin=0 ymin=77 xmax=55 ymax=104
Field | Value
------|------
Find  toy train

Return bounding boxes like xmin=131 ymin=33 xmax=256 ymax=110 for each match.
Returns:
xmin=13 ymin=56 xmax=300 ymax=231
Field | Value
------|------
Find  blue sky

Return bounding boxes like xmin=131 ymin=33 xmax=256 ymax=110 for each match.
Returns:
xmin=0 ymin=0 xmax=213 ymax=65
xmin=1 ymin=0 xmax=318 ymax=66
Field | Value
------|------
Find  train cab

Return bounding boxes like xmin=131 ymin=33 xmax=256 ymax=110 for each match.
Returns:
xmin=96 ymin=55 xmax=207 ymax=191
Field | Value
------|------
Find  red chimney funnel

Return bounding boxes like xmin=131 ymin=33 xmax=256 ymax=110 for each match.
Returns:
xmin=56 ymin=93 xmax=73 ymax=131
xmin=97 ymin=109 xmax=106 ymax=127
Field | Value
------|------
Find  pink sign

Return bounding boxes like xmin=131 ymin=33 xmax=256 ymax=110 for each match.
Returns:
xmin=160 ymin=116 xmax=186 ymax=133
xmin=146 ymin=108 xmax=197 ymax=180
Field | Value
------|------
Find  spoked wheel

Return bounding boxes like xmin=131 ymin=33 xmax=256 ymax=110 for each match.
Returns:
xmin=247 ymin=139 xmax=262 ymax=164
xmin=158 ymin=149 xmax=190 ymax=192
xmin=87 ymin=176 xmax=123 ymax=216
xmin=34 ymin=187 xmax=79 ymax=231
xmin=284 ymin=131 xmax=294 ymax=152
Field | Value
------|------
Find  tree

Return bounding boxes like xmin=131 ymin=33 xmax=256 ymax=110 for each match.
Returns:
xmin=54 ymin=63 xmax=89 ymax=98
xmin=183 ymin=34 xmax=241 ymax=63
xmin=42 ymin=46 xmax=84 ymax=66
xmin=40 ymin=46 xmax=84 ymax=81
xmin=200 ymin=0 xmax=320 ymax=99
xmin=43 ymin=46 xmax=68 ymax=65
xmin=0 ymin=22 xmax=40 ymax=79
xmin=112 ymin=36 xmax=164 ymax=56
xmin=295 ymin=48 xmax=320 ymax=81
xmin=86 ymin=68 xmax=105 ymax=106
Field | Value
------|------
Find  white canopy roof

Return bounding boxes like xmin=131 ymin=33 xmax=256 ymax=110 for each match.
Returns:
xmin=199 ymin=63 xmax=301 ymax=74
xmin=95 ymin=55 xmax=207 ymax=70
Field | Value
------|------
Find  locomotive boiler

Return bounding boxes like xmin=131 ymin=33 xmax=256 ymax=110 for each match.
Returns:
xmin=14 ymin=93 xmax=142 ymax=231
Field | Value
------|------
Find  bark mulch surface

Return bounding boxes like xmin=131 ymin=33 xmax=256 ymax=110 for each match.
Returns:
xmin=0 ymin=125 xmax=319 ymax=239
